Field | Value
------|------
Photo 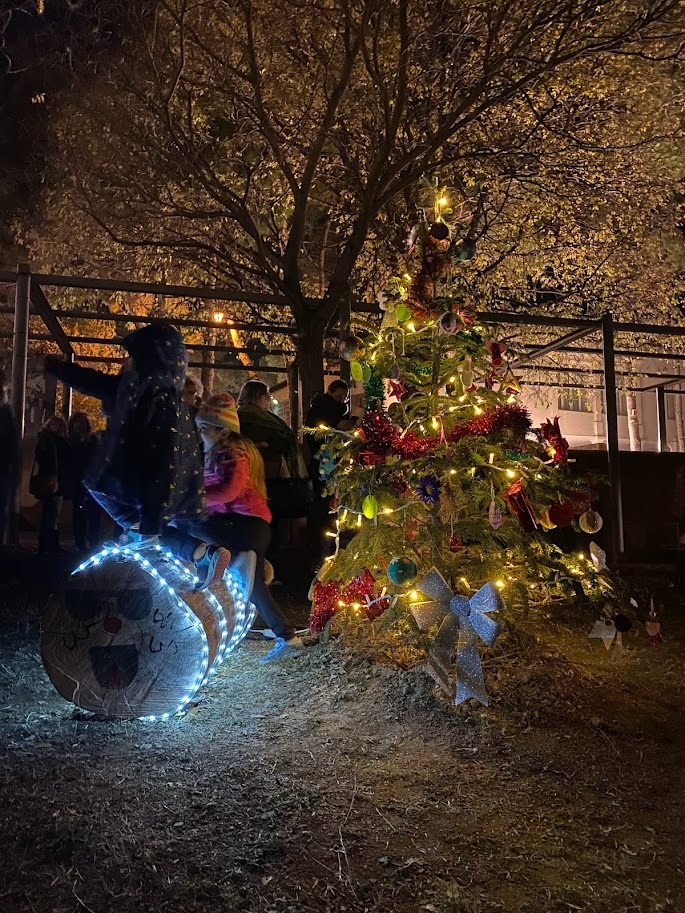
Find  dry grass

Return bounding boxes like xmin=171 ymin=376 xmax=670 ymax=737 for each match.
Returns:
xmin=0 ymin=567 xmax=684 ymax=913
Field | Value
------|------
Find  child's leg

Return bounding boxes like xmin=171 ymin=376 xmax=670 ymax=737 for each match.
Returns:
xmin=160 ymin=521 xmax=230 ymax=590
xmin=200 ymin=514 xmax=297 ymax=646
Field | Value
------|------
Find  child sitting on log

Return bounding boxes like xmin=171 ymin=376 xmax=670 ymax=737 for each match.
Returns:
xmin=163 ymin=394 xmax=302 ymax=661
xmin=46 ymin=324 xmax=230 ymax=589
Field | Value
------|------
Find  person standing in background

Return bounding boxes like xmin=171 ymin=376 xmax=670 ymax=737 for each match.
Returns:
xmin=67 ymin=412 xmax=101 ymax=552
xmin=236 ymin=380 xmax=311 ymax=521
xmin=237 ymin=381 xmax=299 ymax=480
xmin=183 ymin=374 xmax=204 ymax=419
xmin=303 ymin=380 xmax=353 ymax=571
xmin=33 ymin=415 xmax=70 ymax=555
xmin=0 ymin=369 xmax=19 ymax=545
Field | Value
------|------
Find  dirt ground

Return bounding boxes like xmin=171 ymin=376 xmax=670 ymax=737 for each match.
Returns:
xmin=1 ymin=557 xmax=684 ymax=913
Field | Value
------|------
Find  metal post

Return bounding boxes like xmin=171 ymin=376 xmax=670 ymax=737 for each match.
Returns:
xmin=10 ymin=264 xmax=31 ymax=544
xmin=61 ymin=352 xmax=74 ymax=420
xmin=601 ymin=312 xmax=624 ymax=564
xmin=339 ymin=292 xmax=351 ymax=386
xmin=656 ymin=387 xmax=668 ymax=453
xmin=288 ymin=362 xmax=300 ymax=434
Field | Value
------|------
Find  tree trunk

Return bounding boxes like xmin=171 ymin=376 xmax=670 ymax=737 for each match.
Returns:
xmin=626 ymin=391 xmax=642 ymax=452
xmin=200 ymin=327 xmax=216 ymax=394
xmin=297 ymin=323 xmax=327 ymax=417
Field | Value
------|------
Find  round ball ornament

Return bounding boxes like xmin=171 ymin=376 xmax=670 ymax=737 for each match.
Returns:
xmin=40 ymin=545 xmax=255 ymax=720
xmin=362 ymin=494 xmax=379 ymax=519
xmin=429 ymin=221 xmax=450 ymax=241
xmin=438 ymin=311 xmax=461 ymax=335
xmin=387 ymin=556 xmax=418 ymax=586
xmin=579 ymin=509 xmax=603 ymax=534
xmin=350 ymin=361 xmax=364 ymax=382
xmin=395 ymin=304 xmax=412 ymax=324
xmin=549 ymin=500 xmax=574 ymax=528
xmin=448 ymin=537 xmax=465 ymax=552
xmin=339 ymin=335 xmax=365 ymax=362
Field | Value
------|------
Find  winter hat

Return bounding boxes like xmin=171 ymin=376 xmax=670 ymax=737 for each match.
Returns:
xmin=197 ymin=393 xmax=240 ymax=434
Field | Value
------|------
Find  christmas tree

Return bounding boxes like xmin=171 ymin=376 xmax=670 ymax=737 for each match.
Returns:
xmin=308 ymin=215 xmax=612 ymax=655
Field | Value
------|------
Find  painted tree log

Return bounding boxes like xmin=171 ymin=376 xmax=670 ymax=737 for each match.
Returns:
xmin=41 ymin=545 xmax=256 ymax=720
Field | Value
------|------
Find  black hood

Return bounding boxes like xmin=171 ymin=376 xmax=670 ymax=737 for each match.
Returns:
xmin=122 ymin=325 xmax=188 ymax=388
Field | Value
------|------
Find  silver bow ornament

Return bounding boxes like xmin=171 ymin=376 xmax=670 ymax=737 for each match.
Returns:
xmin=416 ymin=568 xmax=500 ymax=706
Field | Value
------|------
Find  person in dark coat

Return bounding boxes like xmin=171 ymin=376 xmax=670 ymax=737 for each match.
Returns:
xmin=0 ymin=369 xmax=19 ymax=545
xmin=237 ymin=380 xmax=300 ymax=482
xmin=303 ymin=380 xmax=352 ymax=571
xmin=67 ymin=412 xmax=101 ymax=552
xmin=34 ymin=415 xmax=71 ymax=554
xmin=47 ymin=325 xmax=209 ymax=540
xmin=303 ymin=380 xmax=351 ymax=467
xmin=182 ymin=373 xmax=204 ymax=420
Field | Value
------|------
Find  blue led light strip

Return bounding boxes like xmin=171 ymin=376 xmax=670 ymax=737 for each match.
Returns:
xmin=72 ymin=542 xmax=258 ymax=721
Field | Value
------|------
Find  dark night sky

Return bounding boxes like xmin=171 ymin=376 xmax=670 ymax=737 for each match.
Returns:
xmin=0 ymin=1 xmax=124 ymax=256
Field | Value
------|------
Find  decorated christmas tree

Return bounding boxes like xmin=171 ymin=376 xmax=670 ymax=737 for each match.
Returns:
xmin=308 ymin=214 xmax=614 ymax=681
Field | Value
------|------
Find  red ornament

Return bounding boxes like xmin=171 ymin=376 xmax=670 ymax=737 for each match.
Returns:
xmin=568 ymin=491 xmax=591 ymax=515
xmin=358 ymin=450 xmax=386 ymax=467
xmin=548 ymin=500 xmax=574 ymax=528
xmin=540 ymin=416 xmax=569 ymax=465
xmin=486 ymin=339 xmax=508 ymax=367
xmin=503 ymin=480 xmax=537 ymax=532
xmin=389 ymin=379 xmax=407 ymax=400
xmin=449 ymin=536 xmax=465 ymax=552
xmin=390 ymin=473 xmax=411 ymax=498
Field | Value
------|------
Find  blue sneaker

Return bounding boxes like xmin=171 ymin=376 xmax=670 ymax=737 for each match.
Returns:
xmin=194 ymin=545 xmax=231 ymax=590
xmin=259 ymin=637 xmax=303 ymax=664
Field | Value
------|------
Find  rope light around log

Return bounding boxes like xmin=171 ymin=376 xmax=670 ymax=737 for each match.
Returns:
xmin=41 ymin=544 xmax=257 ymax=721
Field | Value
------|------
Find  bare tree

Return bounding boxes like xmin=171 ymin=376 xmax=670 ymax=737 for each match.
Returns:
xmin=34 ymin=0 xmax=685 ymax=405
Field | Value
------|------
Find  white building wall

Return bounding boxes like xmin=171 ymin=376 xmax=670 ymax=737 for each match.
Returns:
xmin=520 ymin=357 xmax=681 ymax=452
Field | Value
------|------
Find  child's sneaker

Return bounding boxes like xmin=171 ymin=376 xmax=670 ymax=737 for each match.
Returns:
xmin=259 ymin=636 xmax=303 ymax=664
xmin=194 ymin=545 xmax=231 ymax=590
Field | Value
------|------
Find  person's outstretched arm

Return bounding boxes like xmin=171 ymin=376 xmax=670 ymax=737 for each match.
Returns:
xmin=46 ymin=357 xmax=119 ymax=404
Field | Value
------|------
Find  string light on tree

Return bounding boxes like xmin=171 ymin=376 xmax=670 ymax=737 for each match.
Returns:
xmin=307 ymin=213 xmax=615 ymax=672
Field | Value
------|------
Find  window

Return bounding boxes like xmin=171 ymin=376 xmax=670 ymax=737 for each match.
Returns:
xmin=558 ymin=392 xmax=590 ymax=413
xmin=667 ymin=394 xmax=677 ymax=421
xmin=597 ymin=391 xmax=629 ymax=416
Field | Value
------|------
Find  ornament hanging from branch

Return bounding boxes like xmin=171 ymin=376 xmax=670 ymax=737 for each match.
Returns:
xmin=540 ymin=416 xmax=569 ymax=465
xmin=488 ymin=483 xmax=503 ymax=529
xmin=579 ymin=510 xmax=603 ymax=534
xmin=645 ymin=599 xmax=663 ymax=645
xmin=417 ymin=474 xmax=442 ymax=504
xmin=549 ymin=500 xmax=574 ymax=528
xmin=456 ymin=237 xmax=477 ymax=261
xmin=503 ymin=480 xmax=537 ymax=532
xmin=590 ymin=541 xmax=607 ymax=570
xmin=387 ymin=556 xmax=418 ymax=586
xmin=416 ymin=569 xmax=500 ymax=705
xmin=339 ymin=335 xmax=365 ymax=362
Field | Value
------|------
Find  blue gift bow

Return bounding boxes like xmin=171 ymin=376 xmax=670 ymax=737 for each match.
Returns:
xmin=417 ymin=568 xmax=500 ymax=706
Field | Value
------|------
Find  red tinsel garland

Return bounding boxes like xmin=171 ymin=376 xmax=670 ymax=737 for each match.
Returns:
xmin=388 ymin=403 xmax=532 ymax=460
xmin=309 ymin=570 xmax=388 ymax=631
xmin=361 ymin=410 xmax=394 ymax=453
